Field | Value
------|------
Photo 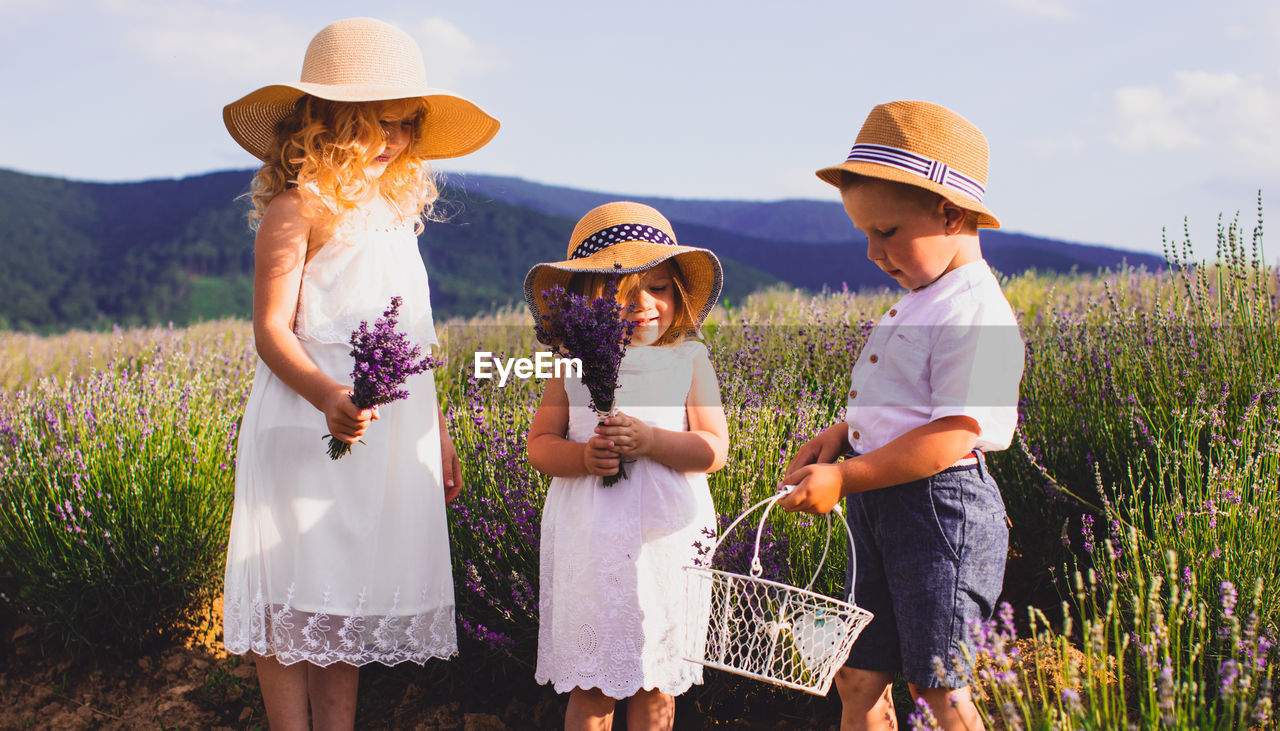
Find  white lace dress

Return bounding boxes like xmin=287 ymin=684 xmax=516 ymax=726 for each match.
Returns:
xmin=222 ymin=213 xmax=456 ymax=666
xmin=535 ymin=340 xmax=717 ymax=698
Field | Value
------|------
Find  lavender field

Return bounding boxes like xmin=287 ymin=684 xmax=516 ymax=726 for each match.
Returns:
xmin=1 ymin=216 xmax=1277 ymax=727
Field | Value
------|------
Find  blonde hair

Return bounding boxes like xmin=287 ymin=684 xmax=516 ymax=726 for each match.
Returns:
xmin=567 ymin=261 xmax=697 ymax=347
xmin=247 ymin=96 xmax=441 ymax=233
xmin=839 ymin=172 xmax=979 ymax=230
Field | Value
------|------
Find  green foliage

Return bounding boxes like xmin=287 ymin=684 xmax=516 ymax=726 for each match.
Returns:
xmin=0 ymin=325 xmax=253 ymax=652
xmin=0 ymin=167 xmax=1163 ymax=333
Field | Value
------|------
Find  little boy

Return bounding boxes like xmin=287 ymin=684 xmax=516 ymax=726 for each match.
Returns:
xmin=779 ymin=101 xmax=1024 ymax=730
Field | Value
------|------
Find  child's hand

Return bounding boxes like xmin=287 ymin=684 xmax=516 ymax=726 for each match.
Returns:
xmin=778 ymin=463 xmax=845 ymax=514
xmin=322 ymin=386 xmax=378 ymax=443
xmin=595 ymin=412 xmax=654 ymax=458
xmin=582 ymin=435 xmax=621 ymax=477
xmin=783 ymin=424 xmax=848 ymax=481
xmin=440 ymin=424 xmax=463 ymax=503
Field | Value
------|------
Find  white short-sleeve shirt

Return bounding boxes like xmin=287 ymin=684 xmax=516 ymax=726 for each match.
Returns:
xmin=845 ymin=260 xmax=1024 ymax=454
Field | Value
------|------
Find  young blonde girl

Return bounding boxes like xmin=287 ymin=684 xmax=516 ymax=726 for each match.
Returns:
xmin=220 ymin=17 xmax=499 ymax=729
xmin=525 ymin=202 xmax=729 ymax=731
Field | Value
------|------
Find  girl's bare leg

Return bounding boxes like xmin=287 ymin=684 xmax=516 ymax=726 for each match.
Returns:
xmin=626 ymin=688 xmax=675 ymax=731
xmin=565 ymin=687 xmax=616 ymax=731
xmin=254 ymin=654 xmax=310 ymax=731
xmin=307 ymin=662 xmax=359 ymax=730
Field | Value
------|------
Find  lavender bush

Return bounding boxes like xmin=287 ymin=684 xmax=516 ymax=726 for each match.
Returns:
xmin=0 ymin=324 xmax=253 ymax=651
xmin=952 ymin=538 xmax=1275 ymax=729
xmin=327 ymin=295 xmax=442 ymax=459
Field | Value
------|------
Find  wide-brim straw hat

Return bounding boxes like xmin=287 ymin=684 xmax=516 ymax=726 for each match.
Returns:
xmin=816 ymin=101 xmax=1000 ymax=228
xmin=524 ymin=201 xmax=723 ymax=333
xmin=224 ymin=17 xmax=500 ymax=162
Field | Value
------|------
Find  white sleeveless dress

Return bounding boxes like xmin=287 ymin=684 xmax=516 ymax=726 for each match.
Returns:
xmin=222 ymin=212 xmax=456 ymax=666
xmin=535 ymin=340 xmax=717 ymax=698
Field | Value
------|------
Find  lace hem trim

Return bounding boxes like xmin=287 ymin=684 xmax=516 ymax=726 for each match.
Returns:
xmin=223 ymin=584 xmax=457 ymax=668
xmin=534 ymin=671 xmax=703 ymax=700
xmin=224 ymin=642 xmax=457 ymax=668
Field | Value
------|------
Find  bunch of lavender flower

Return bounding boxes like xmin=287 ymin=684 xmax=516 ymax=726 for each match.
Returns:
xmin=326 ymin=296 xmax=442 ymax=460
xmin=534 ymin=280 xmax=636 ymax=486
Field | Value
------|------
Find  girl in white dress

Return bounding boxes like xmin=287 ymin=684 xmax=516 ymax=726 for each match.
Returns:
xmin=524 ymin=202 xmax=729 ymax=731
xmin=219 ymin=17 xmax=499 ymax=729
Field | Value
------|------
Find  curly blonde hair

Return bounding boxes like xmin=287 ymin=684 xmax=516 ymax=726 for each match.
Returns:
xmin=247 ymin=96 xmax=441 ymax=233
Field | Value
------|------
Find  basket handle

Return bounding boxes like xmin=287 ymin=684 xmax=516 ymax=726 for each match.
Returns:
xmin=702 ymin=487 xmax=859 ymax=604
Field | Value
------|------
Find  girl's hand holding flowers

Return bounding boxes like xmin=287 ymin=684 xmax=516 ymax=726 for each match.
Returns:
xmin=325 ymin=295 xmax=442 ymax=459
xmin=582 ymin=435 xmax=621 ymax=477
xmin=595 ymin=412 xmax=654 ymax=458
xmin=323 ymin=386 xmax=379 ymax=444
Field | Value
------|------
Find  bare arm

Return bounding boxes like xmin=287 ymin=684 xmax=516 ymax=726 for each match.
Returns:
xmin=778 ymin=416 xmax=980 ymax=514
xmin=252 ymin=191 xmax=374 ymax=443
xmin=596 ymin=347 xmax=729 ymax=474
xmin=782 ymin=421 xmax=852 ymax=477
xmin=439 ymin=403 xmax=463 ymax=502
xmin=526 ymin=375 xmax=619 ymax=478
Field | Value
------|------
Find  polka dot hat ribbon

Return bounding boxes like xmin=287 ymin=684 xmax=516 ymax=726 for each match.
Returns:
xmin=570 ymin=223 xmax=677 ymax=260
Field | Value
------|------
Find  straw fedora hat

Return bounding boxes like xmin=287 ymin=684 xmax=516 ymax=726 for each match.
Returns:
xmin=524 ymin=202 xmax=723 ymax=331
xmin=224 ymin=17 xmax=499 ymax=162
xmin=816 ymin=101 xmax=1000 ymax=229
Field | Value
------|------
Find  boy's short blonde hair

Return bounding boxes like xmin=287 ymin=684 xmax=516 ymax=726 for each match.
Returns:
xmin=839 ymin=172 xmax=979 ymax=230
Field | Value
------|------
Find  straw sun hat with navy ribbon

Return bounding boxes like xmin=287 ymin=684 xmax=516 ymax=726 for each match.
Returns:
xmin=524 ymin=202 xmax=723 ymax=333
xmin=223 ymin=17 xmax=500 ymax=162
xmin=816 ymin=100 xmax=1000 ymax=229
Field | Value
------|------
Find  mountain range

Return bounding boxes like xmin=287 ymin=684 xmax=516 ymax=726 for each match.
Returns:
xmin=0 ymin=167 xmax=1165 ymax=331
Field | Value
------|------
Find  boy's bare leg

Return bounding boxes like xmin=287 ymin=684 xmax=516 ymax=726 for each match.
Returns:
xmin=566 ymin=687 xmax=616 ymax=731
xmin=307 ymin=662 xmax=359 ymax=730
xmin=835 ymin=667 xmax=897 ymax=730
xmin=908 ymin=684 xmax=985 ymax=730
xmin=253 ymin=654 xmax=310 ymax=731
xmin=626 ymin=687 xmax=675 ymax=730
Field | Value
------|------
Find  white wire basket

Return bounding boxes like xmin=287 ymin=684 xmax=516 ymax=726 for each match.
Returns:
xmin=683 ymin=488 xmax=874 ymax=696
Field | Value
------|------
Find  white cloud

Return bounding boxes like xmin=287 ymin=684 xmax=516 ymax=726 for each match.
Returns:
xmin=411 ymin=16 xmax=503 ymax=89
xmin=996 ymin=0 xmax=1074 ymax=21
xmin=98 ymin=0 xmax=307 ymax=84
xmin=1110 ymin=71 xmax=1280 ymax=171
xmin=1226 ymin=6 xmax=1280 ymax=40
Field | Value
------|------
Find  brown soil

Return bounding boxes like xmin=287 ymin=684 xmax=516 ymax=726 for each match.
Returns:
xmin=0 ymin=546 xmax=1053 ymax=729
xmin=0 ymin=602 xmax=839 ymax=730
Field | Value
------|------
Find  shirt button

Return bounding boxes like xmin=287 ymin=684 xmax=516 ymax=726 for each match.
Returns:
xmin=848 ymin=389 xmax=857 ymax=399
xmin=851 ymin=430 xmax=861 ymax=440
xmin=889 ymin=309 xmax=897 ymax=317
xmin=869 ymin=354 xmax=879 ymax=364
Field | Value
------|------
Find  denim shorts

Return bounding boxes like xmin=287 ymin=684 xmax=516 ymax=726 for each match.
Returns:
xmin=842 ymin=452 xmax=1008 ymax=688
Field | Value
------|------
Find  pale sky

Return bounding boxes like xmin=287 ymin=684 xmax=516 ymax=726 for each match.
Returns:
xmin=3 ymin=0 xmax=1279 ymax=256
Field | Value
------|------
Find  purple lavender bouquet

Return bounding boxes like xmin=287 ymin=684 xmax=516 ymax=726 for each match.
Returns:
xmin=326 ymin=295 xmax=442 ymax=460
xmin=535 ymin=280 xmax=637 ymax=486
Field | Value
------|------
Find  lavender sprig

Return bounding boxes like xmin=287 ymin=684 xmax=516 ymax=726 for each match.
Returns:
xmin=326 ymin=295 xmax=442 ymax=459
xmin=535 ymin=280 xmax=636 ymax=486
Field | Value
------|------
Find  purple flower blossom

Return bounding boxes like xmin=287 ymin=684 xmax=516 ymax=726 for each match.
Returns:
xmin=327 ymin=296 xmax=442 ymax=459
xmin=534 ymin=281 xmax=636 ymax=486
